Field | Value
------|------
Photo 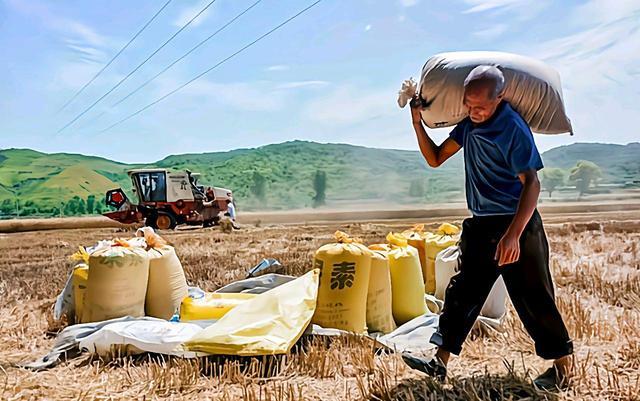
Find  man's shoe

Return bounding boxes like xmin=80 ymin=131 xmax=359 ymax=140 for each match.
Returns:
xmin=401 ymin=353 xmax=447 ymax=382
xmin=533 ymin=366 xmax=570 ymax=391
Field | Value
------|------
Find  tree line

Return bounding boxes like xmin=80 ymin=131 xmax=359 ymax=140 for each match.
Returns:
xmin=406 ymin=160 xmax=605 ymax=199
xmin=0 ymin=194 xmax=107 ymax=218
xmin=541 ymin=160 xmax=602 ymax=197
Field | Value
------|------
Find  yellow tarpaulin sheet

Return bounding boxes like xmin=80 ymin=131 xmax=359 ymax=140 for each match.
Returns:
xmin=184 ymin=269 xmax=319 ymax=356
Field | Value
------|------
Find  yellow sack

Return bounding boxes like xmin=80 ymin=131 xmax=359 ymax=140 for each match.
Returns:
xmin=386 ymin=233 xmax=427 ymax=325
xmin=400 ymin=224 xmax=429 ymax=291
xmin=366 ymin=249 xmax=396 ymax=334
xmin=369 ymin=243 xmax=391 ymax=252
xmin=312 ymin=231 xmax=371 ymax=333
xmin=72 ymin=264 xmax=89 ymax=323
xmin=425 ymin=223 xmax=461 ymax=294
xmin=145 ymin=246 xmax=189 ymax=320
xmin=82 ymin=245 xmax=149 ymax=323
xmin=185 ymin=269 xmax=319 ymax=356
xmin=180 ymin=292 xmax=257 ymax=321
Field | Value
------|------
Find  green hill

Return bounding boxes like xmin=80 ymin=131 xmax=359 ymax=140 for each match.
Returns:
xmin=0 ymin=141 xmax=638 ymax=217
xmin=540 ymin=142 xmax=640 ymax=183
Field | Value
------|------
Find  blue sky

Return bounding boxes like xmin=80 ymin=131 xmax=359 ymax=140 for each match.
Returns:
xmin=1 ymin=0 xmax=639 ymax=163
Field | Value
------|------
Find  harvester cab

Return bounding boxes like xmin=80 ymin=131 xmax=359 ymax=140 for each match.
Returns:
xmin=104 ymin=169 xmax=233 ymax=230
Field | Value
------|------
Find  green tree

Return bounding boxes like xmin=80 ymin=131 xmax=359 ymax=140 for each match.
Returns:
xmin=409 ymin=178 xmax=425 ymax=197
xmin=86 ymin=195 xmax=96 ymax=214
xmin=0 ymin=199 xmax=13 ymax=216
xmin=64 ymin=199 xmax=77 ymax=216
xmin=569 ymin=160 xmax=602 ymax=196
xmin=541 ymin=168 xmax=565 ymax=197
xmin=312 ymin=170 xmax=327 ymax=208
xmin=22 ymin=201 xmax=37 ymax=216
xmin=250 ymin=171 xmax=267 ymax=201
xmin=75 ymin=196 xmax=86 ymax=215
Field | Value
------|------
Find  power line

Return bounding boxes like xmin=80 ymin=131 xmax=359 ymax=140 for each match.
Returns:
xmin=58 ymin=0 xmax=172 ymax=113
xmin=110 ymin=0 xmax=263 ymax=110
xmin=57 ymin=0 xmax=220 ymax=134
xmin=99 ymin=0 xmax=322 ymax=134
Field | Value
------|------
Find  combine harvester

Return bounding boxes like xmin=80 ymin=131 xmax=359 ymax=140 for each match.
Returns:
xmin=104 ymin=169 xmax=233 ymax=230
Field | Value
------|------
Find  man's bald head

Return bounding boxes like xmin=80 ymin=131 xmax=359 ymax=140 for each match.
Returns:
xmin=464 ymin=65 xmax=505 ymax=99
xmin=463 ymin=65 xmax=505 ymax=123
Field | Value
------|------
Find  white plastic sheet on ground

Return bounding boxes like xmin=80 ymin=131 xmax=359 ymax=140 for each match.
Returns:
xmin=214 ymin=273 xmax=295 ymax=294
xmin=377 ymin=313 xmax=440 ymax=354
xmin=53 ymin=272 xmax=74 ymax=321
xmin=78 ymin=318 xmax=204 ymax=357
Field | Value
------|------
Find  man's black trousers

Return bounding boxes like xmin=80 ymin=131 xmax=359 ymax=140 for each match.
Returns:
xmin=430 ymin=210 xmax=573 ymax=359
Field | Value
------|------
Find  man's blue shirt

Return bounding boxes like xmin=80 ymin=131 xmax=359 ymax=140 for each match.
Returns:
xmin=449 ymin=101 xmax=543 ymax=216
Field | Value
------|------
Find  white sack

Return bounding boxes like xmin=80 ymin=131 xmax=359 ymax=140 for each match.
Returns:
xmin=415 ymin=51 xmax=572 ymax=134
xmin=434 ymin=245 xmax=508 ymax=320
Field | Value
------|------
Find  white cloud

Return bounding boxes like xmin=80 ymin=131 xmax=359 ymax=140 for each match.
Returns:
xmin=461 ymin=0 xmax=550 ymax=20
xmin=172 ymin=0 xmax=213 ymax=28
xmin=399 ymin=0 xmax=419 ymax=7
xmin=463 ymin=0 xmax=525 ymax=13
xmin=266 ymin=65 xmax=290 ymax=72
xmin=63 ymin=21 xmax=109 ymax=48
xmin=572 ymin=0 xmax=640 ymax=25
xmin=364 ymin=24 xmax=372 ymax=31
xmin=275 ymin=81 xmax=330 ymax=90
xmin=152 ymin=76 xmax=287 ymax=112
xmin=50 ymin=63 xmax=96 ymax=90
xmin=532 ymin=1 xmax=640 ymax=144
xmin=537 ymin=10 xmax=640 ymax=92
xmin=5 ymin=0 xmax=116 ymax=64
xmin=472 ymin=23 xmax=508 ymax=39
xmin=302 ymin=85 xmax=396 ymax=126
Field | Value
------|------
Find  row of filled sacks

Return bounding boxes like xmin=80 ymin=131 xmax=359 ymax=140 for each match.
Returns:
xmin=310 ymin=231 xmax=413 ymax=335
xmin=309 ymin=228 xmax=508 ymax=335
xmin=33 ymin=269 xmax=321 ymax=368
xmin=59 ymin=228 xmax=189 ymax=324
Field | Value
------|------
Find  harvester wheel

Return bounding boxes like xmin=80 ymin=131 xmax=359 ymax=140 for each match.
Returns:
xmin=154 ymin=212 xmax=177 ymax=230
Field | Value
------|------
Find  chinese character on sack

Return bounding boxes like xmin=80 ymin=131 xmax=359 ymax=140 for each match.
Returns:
xmin=330 ymin=261 xmax=356 ymax=289
xmin=315 ymin=259 xmax=324 ymax=280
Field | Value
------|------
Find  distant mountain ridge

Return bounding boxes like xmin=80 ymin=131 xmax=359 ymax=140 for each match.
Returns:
xmin=0 ymin=141 xmax=638 ymax=215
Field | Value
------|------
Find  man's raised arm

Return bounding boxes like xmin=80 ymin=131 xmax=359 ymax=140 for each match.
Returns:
xmin=411 ymin=99 xmax=461 ymax=167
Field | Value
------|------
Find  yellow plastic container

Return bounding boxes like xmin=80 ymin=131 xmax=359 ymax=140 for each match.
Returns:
xmin=312 ymin=231 xmax=372 ymax=333
xmin=424 ymin=223 xmax=461 ymax=294
xmin=180 ymin=292 xmax=257 ymax=321
xmin=72 ymin=264 xmax=89 ymax=323
xmin=366 ymin=249 xmax=396 ymax=334
xmin=386 ymin=232 xmax=427 ymax=325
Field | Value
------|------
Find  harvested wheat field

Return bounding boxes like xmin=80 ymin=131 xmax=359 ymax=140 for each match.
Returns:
xmin=1 ymin=213 xmax=639 ymax=401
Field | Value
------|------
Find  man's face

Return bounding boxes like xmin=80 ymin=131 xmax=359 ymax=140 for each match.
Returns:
xmin=463 ymin=85 xmax=502 ymax=124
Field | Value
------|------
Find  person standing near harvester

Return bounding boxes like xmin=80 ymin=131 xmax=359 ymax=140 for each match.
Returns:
xmin=402 ymin=65 xmax=573 ymax=391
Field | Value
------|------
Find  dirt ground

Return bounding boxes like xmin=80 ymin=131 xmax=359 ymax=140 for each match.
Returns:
xmin=0 ymin=212 xmax=639 ymax=400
